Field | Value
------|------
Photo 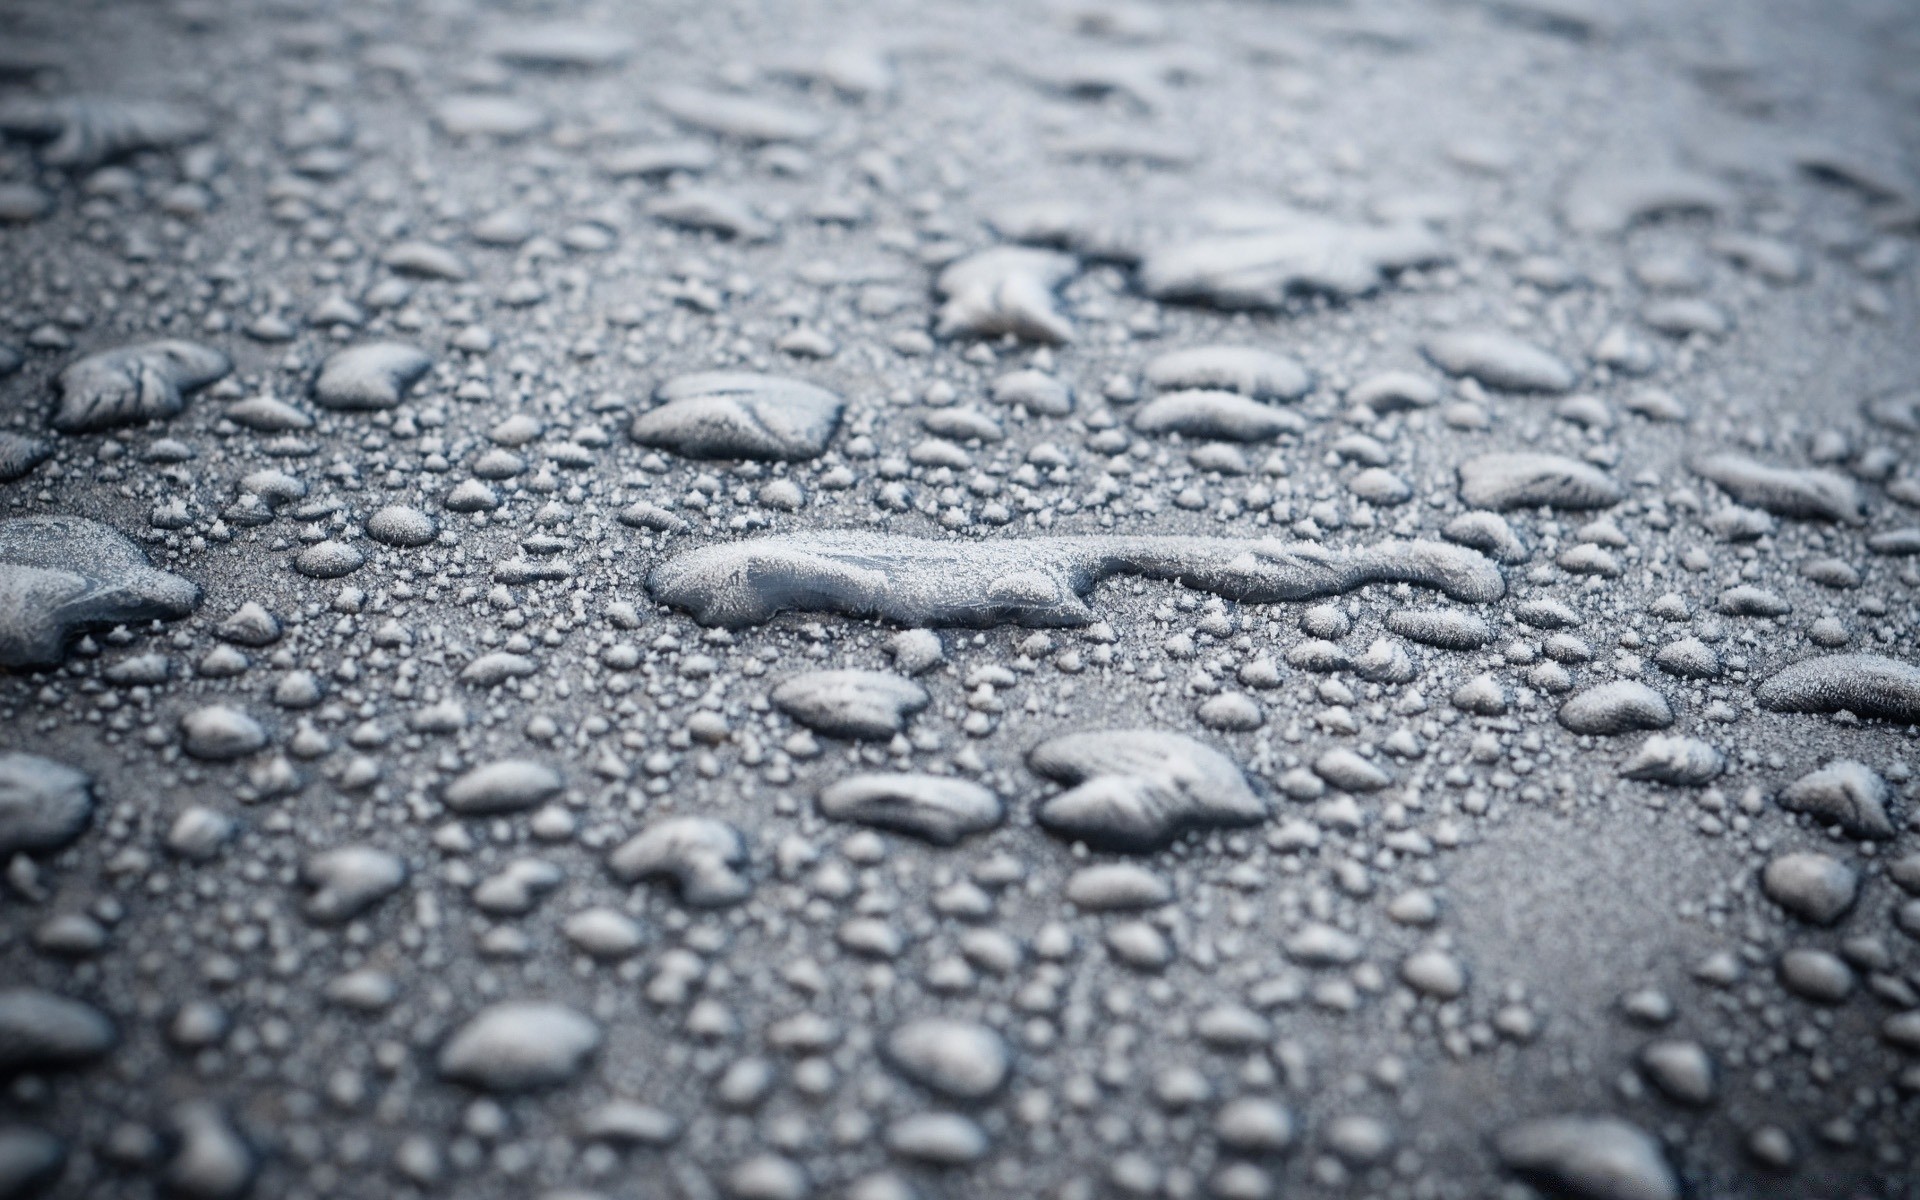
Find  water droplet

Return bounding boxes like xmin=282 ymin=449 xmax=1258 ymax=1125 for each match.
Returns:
xmin=1029 ymin=729 xmax=1266 ymax=851
xmin=51 ymin=340 xmax=230 ymax=434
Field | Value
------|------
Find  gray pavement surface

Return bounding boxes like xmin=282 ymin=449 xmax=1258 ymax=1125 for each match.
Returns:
xmin=1 ymin=1 xmax=1919 ymax=1197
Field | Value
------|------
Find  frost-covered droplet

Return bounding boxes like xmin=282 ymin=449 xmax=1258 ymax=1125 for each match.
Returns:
xmin=437 ymin=1001 xmax=602 ymax=1092
xmin=1458 ymin=454 xmax=1623 ymax=511
xmin=0 ymin=1125 xmax=64 ymax=1197
xmin=1140 ymin=210 xmax=1448 ymax=308
xmin=433 ymin=94 xmax=548 ymax=139
xmin=884 ymin=1018 xmax=1010 ymax=1099
xmin=161 ymin=1105 xmax=255 ymax=1200
xmin=817 ymin=774 xmax=1003 ymax=845
xmin=1760 ymin=852 xmax=1858 ymax=925
xmin=579 ymin=1099 xmax=681 ymax=1147
xmin=1777 ymin=947 xmax=1854 ymax=1003
xmin=934 ymin=247 xmax=1077 ymax=344
xmin=1560 ymin=164 xmax=1734 ymax=235
xmin=562 ymin=908 xmax=646 ymax=960
xmin=0 ymin=95 xmax=209 ymax=167
xmin=1196 ymin=691 xmax=1264 ymax=731
xmin=1313 ymin=747 xmax=1394 ymax=791
xmin=1444 ymin=511 xmax=1529 ymax=562
xmin=0 ymin=432 xmax=52 ymax=484
xmin=1756 ymin=654 xmax=1920 ymax=724
xmin=1495 ymin=1115 xmax=1678 ymax=1200
xmin=1557 ymin=681 xmax=1673 ymax=736
xmin=1132 ymin=390 xmax=1306 ymax=442
xmin=364 ymin=505 xmax=437 ymax=547
xmin=51 ymin=340 xmax=230 ymax=434
xmin=1144 ymin=346 xmax=1311 ymax=400
xmin=609 ymin=817 xmax=753 ymax=906
xmin=631 ymin=372 xmax=844 ymax=461
xmin=301 ymin=845 xmax=408 ymax=923
xmin=1653 ymin=638 xmax=1720 ymax=679
xmin=179 ymin=705 xmax=267 ymax=760
xmin=601 ymin=139 xmax=718 ymax=179
xmin=1385 ymin=607 xmax=1490 ymax=651
xmin=380 ymin=240 xmax=470 ymax=281
xmin=647 ymin=188 xmax=776 ymax=241
xmin=1065 ymin=862 xmax=1172 ymax=909
xmin=293 ymin=541 xmax=364 ymax=579
xmin=649 ymin=532 xmax=1503 ymax=629
xmin=1028 ymin=729 xmax=1266 ymax=851
xmin=990 ymin=369 xmax=1075 ymax=416
xmin=885 ymin=1112 xmax=990 ymax=1165
xmin=1690 ymin=453 xmax=1864 ymax=524
xmin=483 ymin=22 xmax=636 ymax=68
xmin=312 ymin=343 xmax=433 ymax=411
xmin=1618 ymin=735 xmax=1722 ymax=786
xmin=443 ymin=760 xmax=564 ymax=815
xmin=216 ymin=602 xmax=281 ymax=647
xmin=1776 ymin=760 xmax=1896 ymax=839
xmin=1401 ymin=948 xmax=1468 ymax=999
xmin=653 ymin=85 xmax=825 ymax=142
xmin=0 ymin=753 xmax=92 ymax=859
xmin=1637 ymin=1039 xmax=1716 ymax=1107
xmin=1424 ymin=330 xmax=1575 ymax=393
xmin=0 ymin=989 xmax=116 ymax=1073
xmin=772 ymin=670 xmax=929 ymax=740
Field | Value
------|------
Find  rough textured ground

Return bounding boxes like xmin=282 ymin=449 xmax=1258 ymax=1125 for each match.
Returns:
xmin=1 ymin=1 xmax=1918 ymax=1198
